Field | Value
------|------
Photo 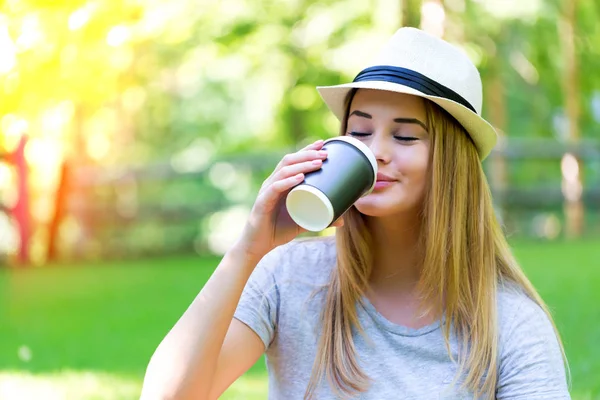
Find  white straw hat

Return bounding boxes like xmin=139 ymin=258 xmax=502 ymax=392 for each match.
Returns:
xmin=317 ymin=27 xmax=498 ymax=160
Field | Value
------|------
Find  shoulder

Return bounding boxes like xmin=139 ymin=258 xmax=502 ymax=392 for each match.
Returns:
xmin=279 ymin=234 xmax=337 ymax=259
xmin=496 ymin=282 xmax=555 ymax=341
xmin=257 ymin=235 xmax=337 ymax=286
xmin=495 ymin=282 xmax=570 ymax=399
xmin=496 ymin=282 xmax=538 ymax=328
xmin=496 ymin=282 xmax=560 ymax=356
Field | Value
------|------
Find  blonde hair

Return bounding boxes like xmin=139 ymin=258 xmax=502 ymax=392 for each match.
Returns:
xmin=305 ymin=90 xmax=569 ymax=399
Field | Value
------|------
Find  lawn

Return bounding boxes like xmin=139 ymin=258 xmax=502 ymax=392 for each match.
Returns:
xmin=0 ymin=239 xmax=598 ymax=399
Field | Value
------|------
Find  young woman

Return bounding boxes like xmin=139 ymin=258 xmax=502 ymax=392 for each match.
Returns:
xmin=141 ymin=28 xmax=570 ymax=400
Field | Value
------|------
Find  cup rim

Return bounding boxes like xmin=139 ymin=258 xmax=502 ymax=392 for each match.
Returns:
xmin=323 ymin=136 xmax=378 ymax=195
xmin=286 ymin=184 xmax=334 ymax=232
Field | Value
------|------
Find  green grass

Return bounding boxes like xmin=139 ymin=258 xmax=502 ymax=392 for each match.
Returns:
xmin=0 ymin=240 xmax=598 ymax=399
xmin=510 ymin=239 xmax=600 ymax=398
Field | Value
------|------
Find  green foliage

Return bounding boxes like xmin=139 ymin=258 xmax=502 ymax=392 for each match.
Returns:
xmin=2 ymin=1 xmax=599 ymax=259
xmin=3 ymin=0 xmax=598 ymax=158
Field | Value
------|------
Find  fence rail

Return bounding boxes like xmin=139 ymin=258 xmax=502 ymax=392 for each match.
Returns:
xmin=490 ymin=138 xmax=600 ymax=160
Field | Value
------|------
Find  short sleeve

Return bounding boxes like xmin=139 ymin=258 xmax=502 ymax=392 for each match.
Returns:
xmin=496 ymin=296 xmax=570 ymax=399
xmin=233 ymin=245 xmax=283 ymax=349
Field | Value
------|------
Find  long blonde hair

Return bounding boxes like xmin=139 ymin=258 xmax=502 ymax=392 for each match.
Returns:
xmin=305 ymin=89 xmax=569 ymax=399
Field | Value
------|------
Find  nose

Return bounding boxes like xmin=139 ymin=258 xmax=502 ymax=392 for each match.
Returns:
xmin=368 ymin=132 xmax=392 ymax=164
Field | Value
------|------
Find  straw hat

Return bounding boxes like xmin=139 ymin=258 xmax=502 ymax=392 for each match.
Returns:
xmin=317 ymin=27 xmax=498 ymax=159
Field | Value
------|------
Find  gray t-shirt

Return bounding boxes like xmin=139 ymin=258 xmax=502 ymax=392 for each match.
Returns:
xmin=234 ymin=236 xmax=570 ymax=399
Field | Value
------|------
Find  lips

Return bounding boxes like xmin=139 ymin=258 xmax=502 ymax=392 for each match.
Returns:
xmin=376 ymin=172 xmax=396 ymax=182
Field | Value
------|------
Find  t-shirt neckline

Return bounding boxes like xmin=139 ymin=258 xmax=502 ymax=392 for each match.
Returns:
xmin=359 ymin=295 xmax=443 ymax=337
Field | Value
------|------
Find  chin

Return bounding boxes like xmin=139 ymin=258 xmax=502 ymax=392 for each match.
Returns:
xmin=354 ymin=191 xmax=422 ymax=218
xmin=354 ymin=196 xmax=403 ymax=217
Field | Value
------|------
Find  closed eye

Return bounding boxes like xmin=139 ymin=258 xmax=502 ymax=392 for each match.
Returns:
xmin=347 ymin=132 xmax=419 ymax=142
xmin=347 ymin=131 xmax=370 ymax=137
xmin=394 ymin=136 xmax=418 ymax=142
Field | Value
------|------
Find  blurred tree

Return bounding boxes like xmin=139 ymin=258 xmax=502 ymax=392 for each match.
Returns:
xmin=402 ymin=0 xmax=422 ymax=27
xmin=560 ymin=0 xmax=584 ymax=237
xmin=1 ymin=0 xmax=598 ymax=260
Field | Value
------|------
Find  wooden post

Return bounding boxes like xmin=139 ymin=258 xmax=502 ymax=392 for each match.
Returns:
xmin=561 ymin=0 xmax=584 ymax=238
xmin=47 ymin=162 xmax=69 ymax=262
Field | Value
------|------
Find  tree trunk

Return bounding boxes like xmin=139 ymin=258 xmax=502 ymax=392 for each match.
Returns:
xmin=419 ymin=0 xmax=444 ymax=37
xmin=13 ymin=136 xmax=30 ymax=266
xmin=487 ymin=68 xmax=508 ymax=221
xmin=486 ymin=26 xmax=508 ymax=223
xmin=402 ymin=0 xmax=422 ymax=28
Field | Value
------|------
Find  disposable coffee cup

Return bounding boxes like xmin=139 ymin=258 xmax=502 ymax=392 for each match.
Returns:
xmin=285 ymin=136 xmax=377 ymax=232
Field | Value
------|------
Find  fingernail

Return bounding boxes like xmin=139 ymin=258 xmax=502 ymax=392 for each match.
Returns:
xmin=318 ymin=150 xmax=328 ymax=157
xmin=312 ymin=159 xmax=323 ymax=165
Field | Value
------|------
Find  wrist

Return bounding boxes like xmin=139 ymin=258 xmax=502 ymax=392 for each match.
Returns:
xmin=228 ymin=240 xmax=269 ymax=267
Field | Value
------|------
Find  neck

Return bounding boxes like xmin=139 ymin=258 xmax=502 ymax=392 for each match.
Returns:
xmin=365 ymin=210 xmax=423 ymax=294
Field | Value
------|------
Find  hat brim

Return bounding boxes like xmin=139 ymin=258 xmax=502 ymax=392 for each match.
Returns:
xmin=316 ymin=81 xmax=498 ymax=160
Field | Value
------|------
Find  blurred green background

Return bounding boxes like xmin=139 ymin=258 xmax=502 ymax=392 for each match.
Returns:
xmin=0 ymin=0 xmax=599 ymax=398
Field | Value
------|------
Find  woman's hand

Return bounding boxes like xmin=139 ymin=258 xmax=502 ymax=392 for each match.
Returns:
xmin=235 ymin=139 xmax=343 ymax=260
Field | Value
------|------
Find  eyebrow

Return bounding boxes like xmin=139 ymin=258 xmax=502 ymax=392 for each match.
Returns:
xmin=349 ymin=110 xmax=428 ymax=132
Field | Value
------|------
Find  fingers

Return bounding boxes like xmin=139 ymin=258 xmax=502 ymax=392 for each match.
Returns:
xmin=260 ymin=157 xmax=323 ymax=204
xmin=274 ymin=139 xmax=326 ymax=170
xmin=278 ymin=149 xmax=328 ymax=170
xmin=272 ymin=173 xmax=305 ymax=192
xmin=261 ymin=139 xmax=327 ymax=193
xmin=257 ymin=139 xmax=327 ymax=211
xmin=300 ymin=139 xmax=324 ymax=151
xmin=257 ymin=173 xmax=305 ymax=211
xmin=272 ymin=158 xmax=324 ymax=183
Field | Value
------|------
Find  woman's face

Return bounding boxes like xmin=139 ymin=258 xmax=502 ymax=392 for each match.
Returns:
xmin=347 ymin=89 xmax=431 ymax=217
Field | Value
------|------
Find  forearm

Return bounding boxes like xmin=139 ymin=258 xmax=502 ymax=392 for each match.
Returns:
xmin=141 ymin=244 xmax=263 ymax=400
